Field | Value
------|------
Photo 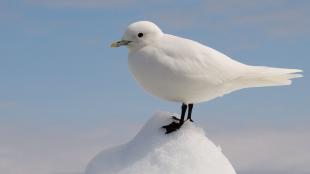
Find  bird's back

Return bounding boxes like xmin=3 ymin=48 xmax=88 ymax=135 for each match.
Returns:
xmin=152 ymin=34 xmax=249 ymax=85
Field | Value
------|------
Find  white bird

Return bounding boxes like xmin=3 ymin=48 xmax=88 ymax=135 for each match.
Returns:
xmin=111 ymin=21 xmax=303 ymax=134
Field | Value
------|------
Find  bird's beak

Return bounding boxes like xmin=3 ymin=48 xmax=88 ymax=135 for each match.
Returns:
xmin=110 ymin=40 xmax=132 ymax=48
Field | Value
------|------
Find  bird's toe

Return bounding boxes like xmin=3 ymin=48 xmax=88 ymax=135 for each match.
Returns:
xmin=187 ymin=118 xmax=194 ymax=122
xmin=171 ymin=116 xmax=180 ymax=121
xmin=162 ymin=122 xmax=182 ymax=134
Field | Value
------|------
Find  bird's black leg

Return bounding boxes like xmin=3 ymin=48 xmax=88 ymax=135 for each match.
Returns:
xmin=187 ymin=103 xmax=194 ymax=122
xmin=179 ymin=103 xmax=187 ymax=125
xmin=162 ymin=103 xmax=187 ymax=134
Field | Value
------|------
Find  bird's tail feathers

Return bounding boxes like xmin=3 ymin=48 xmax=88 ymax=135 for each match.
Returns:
xmin=237 ymin=66 xmax=303 ymax=88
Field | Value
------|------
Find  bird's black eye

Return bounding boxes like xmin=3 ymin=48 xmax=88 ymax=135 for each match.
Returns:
xmin=137 ymin=33 xmax=143 ymax=38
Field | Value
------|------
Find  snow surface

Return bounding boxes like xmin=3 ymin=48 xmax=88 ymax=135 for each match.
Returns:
xmin=85 ymin=112 xmax=236 ymax=174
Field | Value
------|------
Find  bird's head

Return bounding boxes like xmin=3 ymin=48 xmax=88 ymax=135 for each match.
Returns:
xmin=111 ymin=21 xmax=163 ymax=50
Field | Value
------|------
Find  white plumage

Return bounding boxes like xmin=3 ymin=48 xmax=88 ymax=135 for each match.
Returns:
xmin=113 ymin=21 xmax=302 ymax=104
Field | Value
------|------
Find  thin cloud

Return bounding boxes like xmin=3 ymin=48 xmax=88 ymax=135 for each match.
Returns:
xmin=146 ymin=1 xmax=310 ymax=39
xmin=19 ymin=0 xmax=310 ymax=39
xmin=233 ymin=5 xmax=310 ymax=38
xmin=0 ymin=118 xmax=309 ymax=174
xmin=0 ymin=120 xmax=140 ymax=174
xmin=0 ymin=101 xmax=16 ymax=109
xmin=212 ymin=127 xmax=310 ymax=174
xmin=27 ymin=0 xmax=173 ymax=8
xmin=28 ymin=0 xmax=135 ymax=8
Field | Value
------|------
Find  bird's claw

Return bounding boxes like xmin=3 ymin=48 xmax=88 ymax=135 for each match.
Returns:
xmin=172 ymin=116 xmax=193 ymax=122
xmin=171 ymin=116 xmax=180 ymax=121
xmin=187 ymin=118 xmax=194 ymax=122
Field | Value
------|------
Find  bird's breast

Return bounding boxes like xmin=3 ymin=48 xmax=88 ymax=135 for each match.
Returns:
xmin=127 ymin=49 xmax=215 ymax=103
xmin=128 ymin=50 xmax=179 ymax=100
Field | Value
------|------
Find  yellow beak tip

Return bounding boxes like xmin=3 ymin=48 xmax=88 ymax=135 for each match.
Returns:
xmin=110 ymin=43 xmax=118 ymax=48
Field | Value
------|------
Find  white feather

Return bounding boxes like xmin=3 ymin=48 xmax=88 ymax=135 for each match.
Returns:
xmin=123 ymin=21 xmax=302 ymax=104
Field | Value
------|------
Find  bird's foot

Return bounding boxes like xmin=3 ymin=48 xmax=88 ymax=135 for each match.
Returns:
xmin=162 ymin=122 xmax=183 ymax=134
xmin=187 ymin=118 xmax=194 ymax=122
xmin=171 ymin=116 xmax=180 ymax=121
xmin=172 ymin=116 xmax=193 ymax=122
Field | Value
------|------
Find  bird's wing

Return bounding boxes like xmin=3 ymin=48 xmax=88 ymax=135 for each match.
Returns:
xmin=154 ymin=34 xmax=248 ymax=85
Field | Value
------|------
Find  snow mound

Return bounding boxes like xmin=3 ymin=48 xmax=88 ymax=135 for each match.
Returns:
xmin=85 ymin=112 xmax=236 ymax=174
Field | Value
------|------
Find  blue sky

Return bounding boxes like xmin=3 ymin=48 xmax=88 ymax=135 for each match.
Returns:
xmin=0 ymin=0 xmax=309 ymax=174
